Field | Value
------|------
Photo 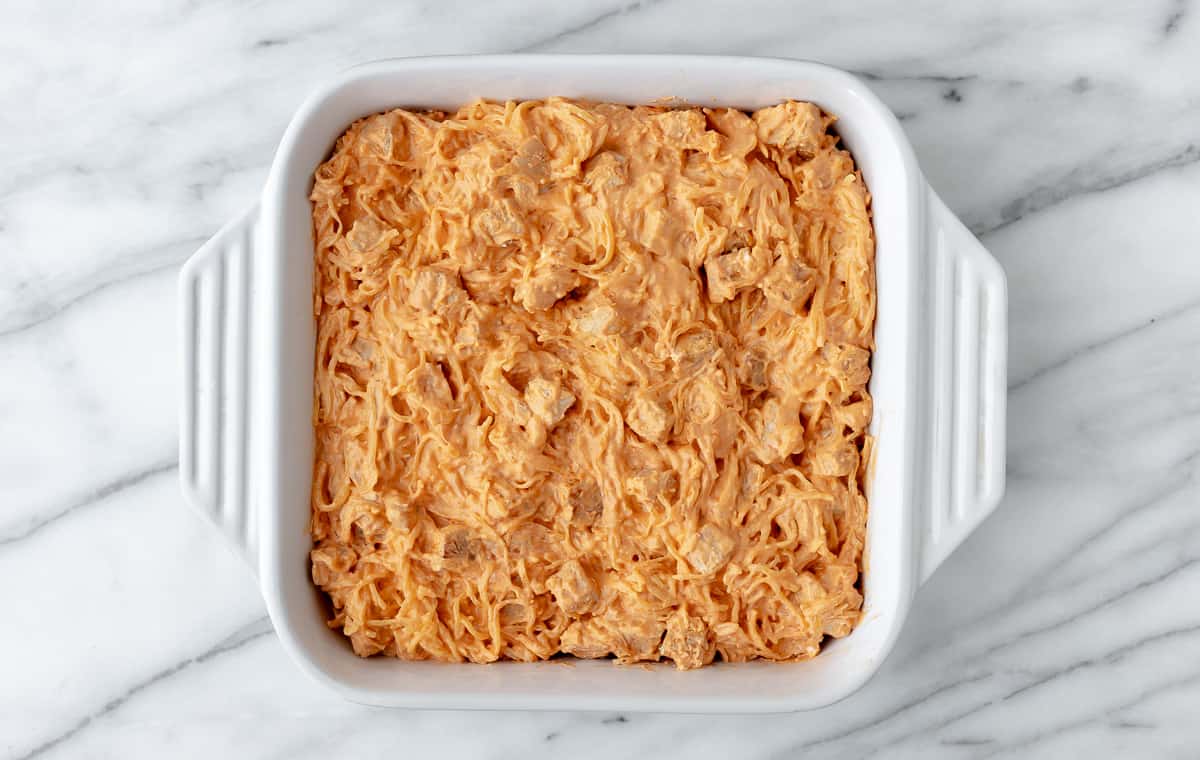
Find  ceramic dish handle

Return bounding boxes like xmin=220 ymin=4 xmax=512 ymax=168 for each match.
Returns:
xmin=179 ymin=206 xmax=260 ymax=574
xmin=920 ymin=190 xmax=1008 ymax=583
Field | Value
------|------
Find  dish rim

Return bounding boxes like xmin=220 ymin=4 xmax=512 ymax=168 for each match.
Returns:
xmin=179 ymin=53 xmax=1007 ymax=712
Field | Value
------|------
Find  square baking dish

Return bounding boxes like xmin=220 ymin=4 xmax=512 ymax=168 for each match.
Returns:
xmin=179 ymin=54 xmax=1007 ymax=712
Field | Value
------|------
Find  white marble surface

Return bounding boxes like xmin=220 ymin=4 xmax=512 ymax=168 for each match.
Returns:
xmin=3 ymin=0 xmax=1200 ymax=757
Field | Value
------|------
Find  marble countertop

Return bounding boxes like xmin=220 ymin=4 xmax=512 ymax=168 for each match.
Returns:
xmin=4 ymin=1 xmax=1199 ymax=757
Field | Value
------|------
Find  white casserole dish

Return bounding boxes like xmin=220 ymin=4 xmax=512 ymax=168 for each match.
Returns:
xmin=179 ymin=54 xmax=1007 ymax=713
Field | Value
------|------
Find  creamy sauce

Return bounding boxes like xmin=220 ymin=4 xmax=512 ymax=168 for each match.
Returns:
xmin=309 ymin=98 xmax=875 ymax=668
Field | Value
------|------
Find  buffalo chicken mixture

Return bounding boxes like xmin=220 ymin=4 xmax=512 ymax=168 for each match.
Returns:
xmin=309 ymin=98 xmax=875 ymax=669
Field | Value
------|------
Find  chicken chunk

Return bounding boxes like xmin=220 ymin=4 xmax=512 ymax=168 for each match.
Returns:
xmin=687 ymin=524 xmax=736 ymax=575
xmin=822 ymin=343 xmax=872 ymax=387
xmin=753 ymin=101 xmax=827 ymax=156
xmin=802 ymin=439 xmax=859 ymax=478
xmin=674 ymin=329 xmax=720 ymax=368
xmin=757 ymin=396 xmax=804 ymax=464
xmin=568 ymin=480 xmax=604 ymax=525
xmin=738 ymin=350 xmax=769 ymax=392
xmin=507 ymin=523 xmax=559 ymax=561
xmin=626 ymin=467 xmax=680 ymax=505
xmin=310 ymin=543 xmax=357 ymax=587
xmin=684 ymin=376 xmax=725 ymax=426
xmin=346 ymin=215 xmax=398 ymax=254
xmin=512 ymin=136 xmax=550 ymax=182
xmin=792 ymin=571 xmax=858 ymax=637
xmin=409 ymin=363 xmax=452 ymax=407
xmin=408 ymin=266 xmax=466 ymax=312
xmin=515 ymin=263 xmax=578 ymax=311
xmin=574 ymin=304 xmax=618 ymax=335
xmin=431 ymin=527 xmax=488 ymax=571
xmin=487 ymin=423 xmax=538 ymax=482
xmin=524 ymin=377 xmax=575 ymax=427
xmin=625 ymin=393 xmax=673 ymax=443
xmin=661 ymin=611 xmax=712 ymax=670
xmin=473 ymin=199 xmax=526 ymax=246
xmin=760 ymin=257 xmax=817 ymax=316
xmin=559 ymin=620 xmax=611 ymax=659
xmin=584 ymin=151 xmax=628 ymax=191
xmin=704 ymin=246 xmax=769 ymax=303
xmin=547 ymin=559 xmax=599 ymax=615
xmin=613 ymin=616 xmax=666 ymax=661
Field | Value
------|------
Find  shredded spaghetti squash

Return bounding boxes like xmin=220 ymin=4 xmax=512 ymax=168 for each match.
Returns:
xmin=309 ymin=98 xmax=875 ymax=669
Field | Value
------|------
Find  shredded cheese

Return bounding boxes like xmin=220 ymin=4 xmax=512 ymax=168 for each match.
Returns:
xmin=309 ymin=98 xmax=875 ymax=669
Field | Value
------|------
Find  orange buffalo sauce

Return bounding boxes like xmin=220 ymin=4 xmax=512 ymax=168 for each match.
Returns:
xmin=309 ymin=99 xmax=875 ymax=668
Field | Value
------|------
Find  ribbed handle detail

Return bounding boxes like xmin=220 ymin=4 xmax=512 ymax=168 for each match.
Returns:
xmin=180 ymin=206 xmax=259 ymax=572
xmin=920 ymin=190 xmax=1008 ymax=583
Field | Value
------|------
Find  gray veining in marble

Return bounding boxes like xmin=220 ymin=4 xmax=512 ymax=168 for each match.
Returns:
xmin=2 ymin=1 xmax=1199 ymax=757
